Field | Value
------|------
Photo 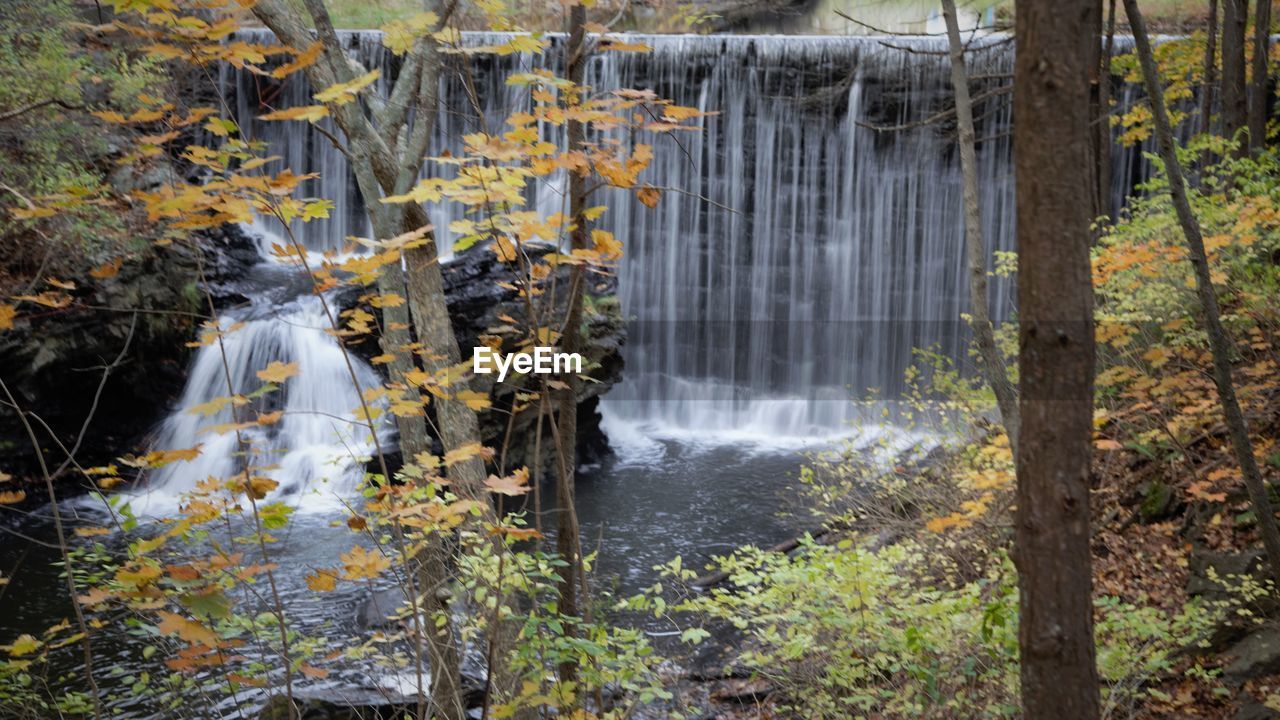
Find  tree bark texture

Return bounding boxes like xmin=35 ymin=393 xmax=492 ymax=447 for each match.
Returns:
xmin=1013 ymin=0 xmax=1102 ymax=716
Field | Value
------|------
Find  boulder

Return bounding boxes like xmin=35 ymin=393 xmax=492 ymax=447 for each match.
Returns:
xmin=348 ymin=243 xmax=625 ymax=476
xmin=1235 ymin=693 xmax=1280 ymax=720
xmin=1225 ymin=626 xmax=1280 ymax=686
xmin=0 ymin=224 xmax=259 ymax=489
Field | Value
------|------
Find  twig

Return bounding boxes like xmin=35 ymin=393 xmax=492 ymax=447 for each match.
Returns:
xmin=856 ymin=85 xmax=1012 ymax=133
xmin=0 ymin=376 xmax=103 ymax=720
xmin=0 ymin=98 xmax=84 ymax=123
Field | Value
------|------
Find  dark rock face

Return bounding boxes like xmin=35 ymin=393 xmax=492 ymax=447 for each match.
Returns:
xmin=347 ymin=243 xmax=625 ymax=475
xmin=440 ymin=244 xmax=624 ymax=472
xmin=0 ymin=224 xmax=259 ymax=489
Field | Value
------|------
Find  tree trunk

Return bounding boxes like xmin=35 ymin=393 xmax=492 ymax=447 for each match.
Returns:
xmin=1222 ymin=0 xmax=1250 ymax=149
xmin=1012 ymin=0 xmax=1101 ymax=716
xmin=1123 ymin=0 xmax=1280 ymax=587
xmin=249 ymin=3 xmax=492 ymax=716
xmin=552 ymin=1 xmax=589 ymax=689
xmin=1201 ymin=0 xmax=1220 ymax=170
xmin=940 ymin=0 xmax=1019 ymax=453
xmin=1099 ymin=0 xmax=1118 ymax=216
xmin=1248 ymin=0 xmax=1272 ymax=151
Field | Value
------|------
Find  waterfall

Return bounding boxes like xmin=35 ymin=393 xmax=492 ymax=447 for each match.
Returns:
xmin=126 ymin=253 xmax=390 ymax=515
xmin=218 ymin=32 xmax=1048 ymax=443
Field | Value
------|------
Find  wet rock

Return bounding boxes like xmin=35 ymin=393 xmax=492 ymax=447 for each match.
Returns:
xmin=442 ymin=244 xmax=624 ymax=473
xmin=1139 ymin=479 xmax=1176 ymax=522
xmin=357 ymin=585 xmax=411 ymax=629
xmin=0 ymin=224 xmax=259 ymax=488
xmin=1235 ymin=693 xmax=1280 ymax=720
xmin=1189 ymin=546 xmax=1267 ymax=601
xmin=1225 ymin=626 xmax=1280 ymax=686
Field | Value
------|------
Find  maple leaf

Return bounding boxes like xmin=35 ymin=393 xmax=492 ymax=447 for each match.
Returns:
xmin=0 ymin=490 xmax=26 ymax=505
xmin=315 ymin=69 xmax=380 ymax=105
xmin=485 ymin=468 xmax=531 ymax=496
xmin=498 ymin=526 xmax=543 ymax=541
xmin=599 ymin=39 xmax=653 ymax=53
xmin=156 ymin=611 xmax=218 ymax=647
xmin=116 ymin=563 xmax=162 ymax=586
xmin=340 ymin=546 xmax=390 ymax=581
xmin=13 ymin=292 xmax=72 ymax=309
xmin=0 ymin=304 xmax=14 ymax=330
xmin=637 ymin=186 xmax=661 ymax=209
xmin=456 ymin=389 xmax=491 ymax=410
xmin=306 ymin=569 xmax=338 ymax=592
xmin=260 ymin=105 xmax=329 ymax=123
xmin=245 ymin=476 xmax=279 ymax=500
xmin=256 ymin=361 xmax=299 ymax=383
xmin=7 ymin=634 xmax=40 ymax=657
xmin=89 ymin=258 xmax=123 ymax=279
xmin=300 ymin=664 xmax=330 ymax=679
xmin=271 ymin=41 xmax=323 ymax=78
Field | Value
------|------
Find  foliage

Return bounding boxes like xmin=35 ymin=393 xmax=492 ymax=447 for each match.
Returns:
xmin=0 ymin=0 xmax=166 ymax=280
xmin=1093 ymin=147 xmax=1280 ymax=480
xmin=661 ymin=539 xmax=1211 ymax=719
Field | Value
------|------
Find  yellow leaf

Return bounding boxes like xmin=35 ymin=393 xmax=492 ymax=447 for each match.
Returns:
xmin=256 ymin=361 xmax=299 ymax=383
xmin=306 ymin=569 xmax=338 ymax=592
xmin=661 ymin=105 xmax=707 ymax=121
xmin=637 ymin=186 xmax=661 ymax=209
xmin=315 ymin=69 xmax=380 ymax=106
xmin=7 ymin=634 xmax=40 ymax=657
xmin=0 ymin=304 xmax=14 ymax=330
xmin=245 ymin=476 xmax=278 ymax=500
xmin=13 ymin=292 xmax=72 ymax=309
xmin=494 ymin=234 xmax=517 ymax=262
xmin=339 ymin=546 xmax=390 ymax=581
xmin=46 ymin=277 xmax=75 ymax=290
xmin=599 ymin=39 xmax=652 ymax=53
xmin=443 ymin=442 xmax=485 ymax=467
xmin=186 ymin=396 xmax=244 ymax=417
xmin=260 ymin=105 xmax=329 ymax=123
xmin=89 ymin=258 xmax=122 ymax=279
xmin=271 ymin=41 xmax=323 ymax=79
xmin=456 ymin=389 xmax=491 ymax=410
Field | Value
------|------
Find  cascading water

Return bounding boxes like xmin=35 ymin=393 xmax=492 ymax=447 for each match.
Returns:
xmin=125 ymin=254 xmax=390 ymax=515
xmin=139 ymin=29 xmax=1164 ymax=512
xmin=221 ymin=31 xmax=1081 ymax=446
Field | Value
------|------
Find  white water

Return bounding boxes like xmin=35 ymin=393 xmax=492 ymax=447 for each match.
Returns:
xmin=125 ymin=263 xmax=389 ymax=515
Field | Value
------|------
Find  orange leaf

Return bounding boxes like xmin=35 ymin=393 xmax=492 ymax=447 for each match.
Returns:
xmin=637 ymin=185 xmax=661 ymax=209
xmin=485 ymin=467 xmax=531 ymax=496
xmin=306 ymin=569 xmax=338 ymax=592
xmin=89 ymin=259 xmax=122 ymax=279
xmin=157 ymin=609 xmax=220 ymax=645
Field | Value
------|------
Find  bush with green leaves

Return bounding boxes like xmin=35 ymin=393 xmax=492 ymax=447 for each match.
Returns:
xmin=660 ymin=540 xmax=1215 ymax=719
